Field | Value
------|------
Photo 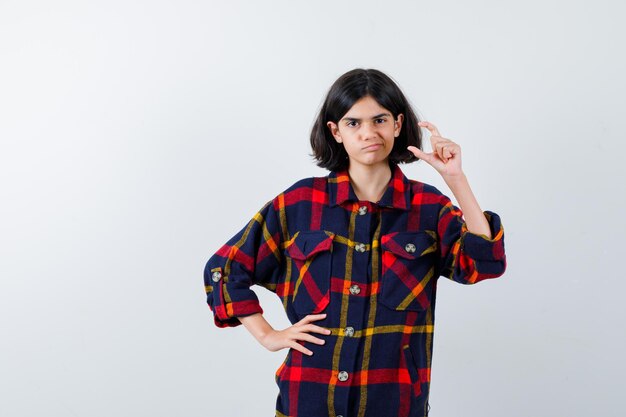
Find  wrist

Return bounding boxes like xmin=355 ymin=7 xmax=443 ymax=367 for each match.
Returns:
xmin=239 ymin=312 xmax=275 ymax=343
xmin=258 ymin=327 xmax=275 ymax=343
xmin=443 ymin=172 xmax=467 ymax=187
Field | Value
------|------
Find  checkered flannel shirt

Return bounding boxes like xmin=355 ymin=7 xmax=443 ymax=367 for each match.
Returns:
xmin=204 ymin=162 xmax=507 ymax=417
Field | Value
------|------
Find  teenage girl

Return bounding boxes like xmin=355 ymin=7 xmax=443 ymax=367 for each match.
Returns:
xmin=204 ymin=68 xmax=507 ymax=417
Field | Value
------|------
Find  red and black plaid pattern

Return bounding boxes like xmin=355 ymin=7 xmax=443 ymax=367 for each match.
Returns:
xmin=204 ymin=162 xmax=507 ymax=417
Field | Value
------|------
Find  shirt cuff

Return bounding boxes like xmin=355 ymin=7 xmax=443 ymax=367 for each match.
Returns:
xmin=212 ymin=305 xmax=264 ymax=328
xmin=461 ymin=210 xmax=506 ymax=261
xmin=210 ymin=267 xmax=264 ymax=328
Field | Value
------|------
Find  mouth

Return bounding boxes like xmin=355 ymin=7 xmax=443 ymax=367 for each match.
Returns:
xmin=363 ymin=143 xmax=383 ymax=151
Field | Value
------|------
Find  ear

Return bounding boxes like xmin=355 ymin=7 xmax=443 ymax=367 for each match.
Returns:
xmin=394 ymin=114 xmax=404 ymax=138
xmin=326 ymin=121 xmax=342 ymax=143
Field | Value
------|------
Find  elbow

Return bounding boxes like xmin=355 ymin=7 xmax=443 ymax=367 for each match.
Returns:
xmin=470 ymin=256 xmax=507 ymax=283
xmin=453 ymin=255 xmax=507 ymax=284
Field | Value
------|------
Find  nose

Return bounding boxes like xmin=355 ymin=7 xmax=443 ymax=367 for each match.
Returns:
xmin=360 ymin=120 xmax=378 ymax=140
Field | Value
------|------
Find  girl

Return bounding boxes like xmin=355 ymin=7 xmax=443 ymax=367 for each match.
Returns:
xmin=204 ymin=68 xmax=507 ymax=417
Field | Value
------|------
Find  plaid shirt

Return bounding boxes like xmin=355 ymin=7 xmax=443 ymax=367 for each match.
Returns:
xmin=204 ymin=162 xmax=507 ymax=417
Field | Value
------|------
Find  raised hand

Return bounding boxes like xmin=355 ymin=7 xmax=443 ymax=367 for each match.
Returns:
xmin=259 ymin=313 xmax=331 ymax=356
xmin=407 ymin=121 xmax=464 ymax=179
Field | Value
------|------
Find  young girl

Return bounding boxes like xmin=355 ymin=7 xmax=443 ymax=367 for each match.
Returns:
xmin=203 ymin=68 xmax=507 ymax=417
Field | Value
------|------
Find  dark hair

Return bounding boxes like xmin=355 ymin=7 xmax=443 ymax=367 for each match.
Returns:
xmin=310 ymin=68 xmax=422 ymax=171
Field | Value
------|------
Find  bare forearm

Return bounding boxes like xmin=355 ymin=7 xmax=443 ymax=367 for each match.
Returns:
xmin=444 ymin=173 xmax=492 ymax=238
xmin=238 ymin=312 xmax=275 ymax=344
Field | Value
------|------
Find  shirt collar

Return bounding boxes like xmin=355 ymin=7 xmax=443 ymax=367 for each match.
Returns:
xmin=327 ymin=162 xmax=412 ymax=210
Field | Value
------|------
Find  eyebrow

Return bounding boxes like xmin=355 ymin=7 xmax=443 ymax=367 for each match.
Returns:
xmin=340 ymin=113 xmax=392 ymax=122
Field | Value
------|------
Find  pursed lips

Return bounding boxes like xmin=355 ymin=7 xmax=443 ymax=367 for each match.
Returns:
xmin=363 ymin=143 xmax=383 ymax=150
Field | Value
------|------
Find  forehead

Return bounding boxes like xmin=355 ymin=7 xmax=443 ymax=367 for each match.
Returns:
xmin=342 ymin=96 xmax=391 ymax=118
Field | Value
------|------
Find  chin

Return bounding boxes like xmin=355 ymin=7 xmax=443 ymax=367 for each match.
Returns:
xmin=355 ymin=157 xmax=388 ymax=167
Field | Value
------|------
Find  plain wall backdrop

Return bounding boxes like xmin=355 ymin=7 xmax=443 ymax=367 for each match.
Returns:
xmin=1 ymin=0 xmax=624 ymax=416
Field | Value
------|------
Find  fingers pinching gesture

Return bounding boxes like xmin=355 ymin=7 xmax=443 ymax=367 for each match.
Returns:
xmin=407 ymin=121 xmax=463 ymax=179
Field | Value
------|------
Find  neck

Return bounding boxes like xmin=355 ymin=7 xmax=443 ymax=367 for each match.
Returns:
xmin=347 ymin=160 xmax=392 ymax=203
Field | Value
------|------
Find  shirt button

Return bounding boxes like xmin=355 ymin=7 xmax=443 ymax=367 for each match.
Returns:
xmin=337 ymin=371 xmax=349 ymax=382
xmin=405 ymin=243 xmax=416 ymax=253
xmin=211 ymin=271 xmax=222 ymax=282
xmin=358 ymin=205 xmax=368 ymax=215
xmin=344 ymin=326 xmax=355 ymax=337
xmin=349 ymin=284 xmax=361 ymax=295
xmin=355 ymin=243 xmax=366 ymax=252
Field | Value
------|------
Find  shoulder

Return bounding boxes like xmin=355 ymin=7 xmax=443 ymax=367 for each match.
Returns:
xmin=407 ymin=178 xmax=453 ymax=207
xmin=268 ymin=174 xmax=329 ymax=207
xmin=408 ymin=178 xmax=447 ymax=198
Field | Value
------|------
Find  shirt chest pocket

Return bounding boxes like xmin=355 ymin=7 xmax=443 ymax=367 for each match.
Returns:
xmin=379 ymin=230 xmax=438 ymax=312
xmin=284 ymin=230 xmax=335 ymax=316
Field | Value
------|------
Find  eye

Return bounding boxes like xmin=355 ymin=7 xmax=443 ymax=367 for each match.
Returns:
xmin=375 ymin=118 xmax=386 ymax=124
xmin=346 ymin=121 xmax=358 ymax=127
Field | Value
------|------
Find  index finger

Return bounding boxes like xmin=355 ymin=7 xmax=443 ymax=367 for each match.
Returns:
xmin=299 ymin=313 xmax=328 ymax=324
xmin=419 ymin=121 xmax=442 ymax=137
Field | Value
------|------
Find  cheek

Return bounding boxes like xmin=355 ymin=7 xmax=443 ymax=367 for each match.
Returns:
xmin=344 ymin=141 xmax=358 ymax=153
xmin=385 ymin=137 xmax=396 ymax=151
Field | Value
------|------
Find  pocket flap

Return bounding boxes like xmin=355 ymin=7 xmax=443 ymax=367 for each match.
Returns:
xmin=381 ymin=230 xmax=437 ymax=260
xmin=285 ymin=230 xmax=335 ymax=261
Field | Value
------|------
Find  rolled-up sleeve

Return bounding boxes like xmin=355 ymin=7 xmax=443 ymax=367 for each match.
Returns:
xmin=436 ymin=194 xmax=507 ymax=284
xmin=204 ymin=197 xmax=285 ymax=328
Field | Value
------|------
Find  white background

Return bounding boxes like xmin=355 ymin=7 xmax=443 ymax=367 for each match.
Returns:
xmin=1 ymin=1 xmax=624 ymax=416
